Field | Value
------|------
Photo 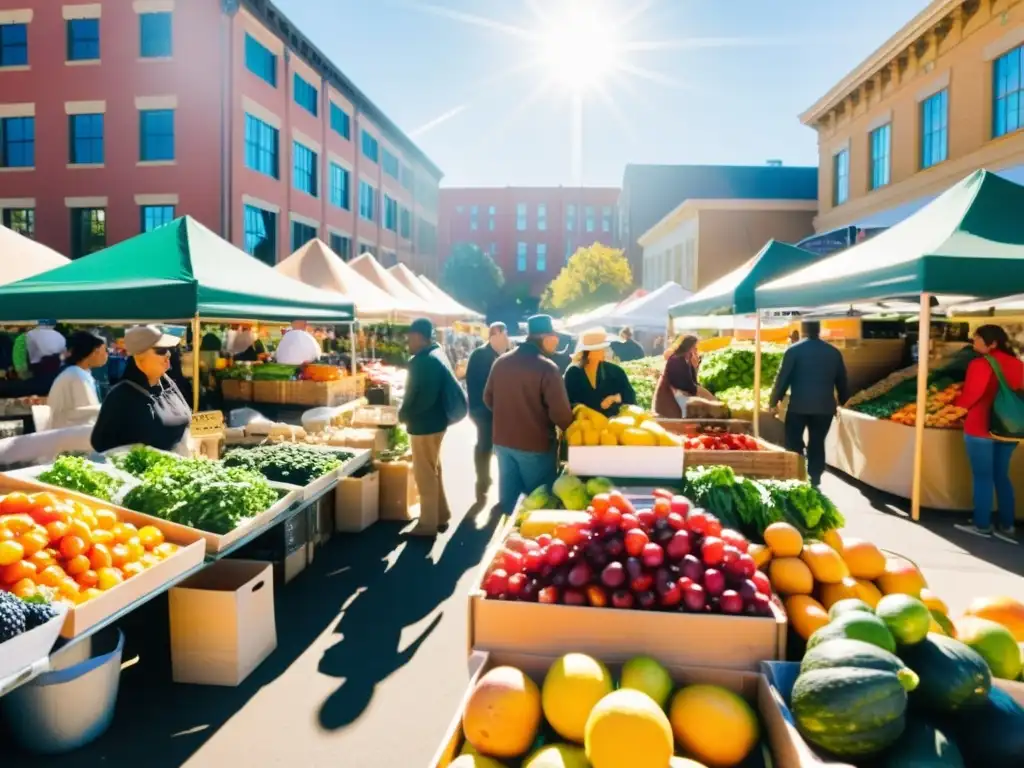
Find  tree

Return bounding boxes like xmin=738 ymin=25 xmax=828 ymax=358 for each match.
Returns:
xmin=440 ymin=243 xmax=506 ymax=312
xmin=541 ymin=242 xmax=633 ymax=314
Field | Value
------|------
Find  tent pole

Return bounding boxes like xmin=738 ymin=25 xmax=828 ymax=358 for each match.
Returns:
xmin=753 ymin=312 xmax=762 ymax=439
xmin=910 ymin=293 xmax=932 ymax=522
xmin=349 ymin=321 xmax=357 ymax=376
xmin=191 ymin=313 xmax=201 ymax=413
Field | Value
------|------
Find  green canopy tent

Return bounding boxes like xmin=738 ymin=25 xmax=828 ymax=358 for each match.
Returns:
xmin=753 ymin=169 xmax=1024 ymax=521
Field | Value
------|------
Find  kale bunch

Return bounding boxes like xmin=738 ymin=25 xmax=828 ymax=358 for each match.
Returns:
xmin=222 ymin=444 xmax=353 ymax=486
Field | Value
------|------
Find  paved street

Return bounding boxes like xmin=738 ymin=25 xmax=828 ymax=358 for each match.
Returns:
xmin=6 ymin=419 xmax=1024 ymax=767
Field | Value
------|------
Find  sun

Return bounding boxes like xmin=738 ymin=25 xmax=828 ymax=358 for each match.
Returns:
xmin=537 ymin=2 xmax=621 ymax=92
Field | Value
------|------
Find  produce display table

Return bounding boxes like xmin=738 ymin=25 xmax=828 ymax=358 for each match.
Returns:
xmin=825 ymin=407 xmax=1024 ymax=516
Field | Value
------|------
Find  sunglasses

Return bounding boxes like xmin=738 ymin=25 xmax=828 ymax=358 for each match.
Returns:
xmin=151 ymin=348 xmax=172 ymax=357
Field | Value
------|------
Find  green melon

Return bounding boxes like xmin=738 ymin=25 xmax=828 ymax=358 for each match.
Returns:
xmin=876 ymin=594 xmax=932 ymax=646
xmin=828 ymin=598 xmax=874 ymax=620
xmin=898 ymin=634 xmax=992 ymax=712
xmin=801 ymin=638 xmax=918 ymax=691
xmin=808 ymin=611 xmax=897 ymax=653
xmin=954 ymin=616 xmax=1023 ymax=680
xmin=879 ymin=714 xmax=964 ymax=768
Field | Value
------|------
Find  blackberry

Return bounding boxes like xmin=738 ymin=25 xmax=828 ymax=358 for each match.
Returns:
xmin=0 ymin=593 xmax=27 ymax=641
xmin=23 ymin=601 xmax=58 ymax=631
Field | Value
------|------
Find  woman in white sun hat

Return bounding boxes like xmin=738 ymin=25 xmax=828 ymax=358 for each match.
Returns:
xmin=563 ymin=327 xmax=636 ymax=417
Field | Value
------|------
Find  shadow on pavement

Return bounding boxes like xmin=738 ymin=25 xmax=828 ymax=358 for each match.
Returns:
xmin=828 ymin=467 xmax=1024 ymax=578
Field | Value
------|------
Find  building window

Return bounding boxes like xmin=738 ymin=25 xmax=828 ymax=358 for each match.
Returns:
xmin=139 ymin=109 xmax=174 ymax=162
xmin=139 ymin=12 xmax=171 ymax=58
xmin=141 ymin=205 xmax=174 ymax=232
xmin=566 ymin=204 xmax=575 ymax=231
xmin=400 ymin=164 xmax=414 ymax=191
xmin=69 ymin=208 xmax=106 ymax=259
xmin=585 ymin=206 xmax=595 ymax=232
xmin=536 ymin=243 xmax=547 ymax=271
xmin=382 ymin=194 xmax=398 ymax=232
xmin=0 ymin=23 xmax=28 ymax=66
xmin=291 ymin=220 xmax=317 ymax=251
xmin=994 ymin=46 xmax=1024 ymax=138
xmin=66 ymin=18 xmax=99 ymax=62
xmin=382 ymin=148 xmax=399 ymax=179
xmin=2 ymin=208 xmax=34 ymax=238
xmin=293 ymin=74 xmax=318 ymax=116
xmin=469 ymin=205 xmax=478 ymax=231
xmin=361 ymin=130 xmax=379 ymax=163
xmin=601 ymin=206 xmax=612 ymax=233
xmin=0 ymin=117 xmax=34 ymax=168
xmin=516 ymin=203 xmax=527 ymax=231
xmin=69 ymin=113 xmax=103 ymax=165
xmin=330 ymin=233 xmax=351 ymax=261
xmin=360 ymin=243 xmax=378 ymax=258
xmin=869 ymin=123 xmax=891 ymax=190
xmin=243 ymin=204 xmax=277 ymax=265
xmin=292 ymin=141 xmax=318 ymax=197
xmin=516 ymin=242 xmax=528 ymax=271
xmin=244 ymin=113 xmax=279 ymax=179
xmin=400 ymin=206 xmax=411 ymax=239
xmin=329 ymin=163 xmax=350 ymax=210
xmin=537 ymin=203 xmax=547 ymax=231
xmin=832 ymin=149 xmax=849 ymax=206
xmin=487 ymin=205 xmax=496 ymax=231
xmin=359 ymin=180 xmax=376 ymax=222
xmin=330 ymin=103 xmax=350 ymax=139
xmin=244 ymin=34 xmax=276 ymax=87
xmin=920 ymin=89 xmax=948 ymax=170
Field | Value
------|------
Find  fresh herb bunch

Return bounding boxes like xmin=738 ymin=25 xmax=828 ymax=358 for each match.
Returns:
xmin=111 ymin=445 xmax=179 ymax=478
xmin=388 ymin=424 xmax=409 ymax=454
xmin=222 ymin=444 xmax=353 ymax=486
xmin=38 ymin=454 xmax=122 ymax=502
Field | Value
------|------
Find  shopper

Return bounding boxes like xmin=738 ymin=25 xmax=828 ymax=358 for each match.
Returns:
xmin=91 ymin=326 xmax=192 ymax=454
xmin=654 ymin=335 xmax=714 ymax=418
xmin=954 ymin=324 xmax=1023 ymax=542
xmin=275 ymin=320 xmax=321 ymax=365
xmin=770 ymin=321 xmax=850 ymax=489
xmin=612 ymin=326 xmax=645 ymax=362
xmin=399 ymin=318 xmax=464 ymax=537
xmin=484 ymin=314 xmax=574 ymax=513
xmin=47 ymin=332 xmax=108 ymax=430
xmin=465 ymin=322 xmax=509 ymax=496
xmin=564 ymin=327 xmax=636 ymax=417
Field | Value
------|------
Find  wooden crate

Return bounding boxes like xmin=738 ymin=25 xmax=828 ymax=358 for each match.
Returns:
xmin=284 ymin=376 xmax=366 ymax=407
xmin=221 ymin=380 xmax=253 ymax=401
xmin=685 ymin=438 xmax=805 ymax=480
xmin=252 ymin=380 xmax=286 ymax=403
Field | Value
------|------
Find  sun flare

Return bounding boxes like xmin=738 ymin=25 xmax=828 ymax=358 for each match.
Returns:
xmin=537 ymin=2 xmax=621 ymax=92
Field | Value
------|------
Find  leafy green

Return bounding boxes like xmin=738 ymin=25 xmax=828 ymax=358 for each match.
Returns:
xmin=38 ymin=455 xmax=122 ymax=502
xmin=760 ymin=479 xmax=845 ymax=540
xmin=621 ymin=357 xmax=663 ymax=411
xmin=221 ymin=444 xmax=353 ymax=487
xmin=697 ymin=345 xmax=785 ymax=394
xmin=388 ymin=424 xmax=410 ymax=454
xmin=111 ymin=445 xmax=179 ymax=478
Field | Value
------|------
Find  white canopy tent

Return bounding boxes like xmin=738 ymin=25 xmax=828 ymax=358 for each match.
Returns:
xmin=387 ymin=263 xmax=483 ymax=323
xmin=349 ymin=252 xmax=437 ymax=321
xmin=602 ymin=282 xmax=692 ymax=330
xmin=415 ymin=274 xmax=485 ymax=321
xmin=0 ymin=225 xmax=69 ymax=286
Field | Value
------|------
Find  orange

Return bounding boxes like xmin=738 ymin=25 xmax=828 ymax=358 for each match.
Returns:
xmin=112 ymin=523 xmax=138 ymax=544
xmin=28 ymin=550 xmax=56 ymax=571
xmin=138 ymin=525 xmax=164 ymax=549
xmin=76 ymin=569 xmax=99 ymax=588
xmin=10 ymin=577 xmax=37 ymax=598
xmin=122 ymin=561 xmax=145 ymax=579
xmin=110 ymin=544 xmax=130 ymax=568
xmin=64 ymin=554 xmax=91 ymax=576
xmin=59 ymin=535 xmax=87 ymax=559
xmin=45 ymin=520 xmax=69 ymax=543
xmin=1 ymin=514 xmax=34 ymax=536
xmin=93 ymin=508 xmax=117 ymax=530
xmin=669 ymin=684 xmax=759 ymax=767
xmin=90 ymin=528 xmax=115 ymax=546
xmin=0 ymin=492 xmax=34 ymax=516
xmin=88 ymin=543 xmax=112 ymax=570
xmin=38 ymin=564 xmax=68 ymax=587
xmin=0 ymin=539 xmax=25 ymax=566
xmin=96 ymin=567 xmax=123 ymax=591
xmin=67 ymin=518 xmax=92 ymax=542
xmin=19 ymin=531 xmax=49 ymax=558
xmin=2 ymin=559 xmax=36 ymax=584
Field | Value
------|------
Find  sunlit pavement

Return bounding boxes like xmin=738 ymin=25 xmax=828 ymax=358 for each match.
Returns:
xmin=6 ymin=423 xmax=1023 ymax=767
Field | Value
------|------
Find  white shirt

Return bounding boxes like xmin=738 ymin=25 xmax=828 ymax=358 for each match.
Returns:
xmin=275 ymin=329 xmax=321 ymax=365
xmin=227 ymin=329 xmax=256 ymax=356
xmin=47 ymin=366 xmax=101 ymax=430
xmin=26 ymin=327 xmax=67 ymax=364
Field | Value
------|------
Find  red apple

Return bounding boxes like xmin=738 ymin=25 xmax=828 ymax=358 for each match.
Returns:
xmin=676 ymin=576 xmax=694 ymax=592
xmin=536 ymin=533 xmax=553 ymax=547
xmin=630 ymin=573 xmax=654 ymax=593
xmin=703 ymin=567 xmax=726 ymax=597
xmin=619 ymin=513 xmax=640 ymax=531
xmin=563 ymin=588 xmax=587 ymax=606
xmin=751 ymin=592 xmax=772 ymax=616
xmin=636 ymin=509 xmax=656 ymax=530
xmin=721 ymin=545 xmax=742 ymax=566
xmin=602 ymin=507 xmax=623 ymax=528
xmin=642 ymin=542 xmax=665 ymax=568
xmin=538 ymin=586 xmax=560 ymax=604
xmin=665 ymin=530 xmax=692 ymax=560
xmin=652 ymin=497 xmax=671 ymax=518
xmin=704 ymin=515 xmax=723 ymax=538
xmin=507 ymin=572 xmax=527 ymax=596
xmin=524 ymin=549 xmax=546 ymax=573
xmin=567 ymin=562 xmax=592 ymax=588
xmin=720 ymin=589 xmax=744 ymax=614
xmin=681 ymin=554 xmax=704 ymax=583
xmin=735 ymin=553 xmax=757 ymax=579
xmin=721 ymin=529 xmax=749 ymax=553
xmin=483 ymin=568 xmax=509 ymax=597
xmin=624 ymin=528 xmax=649 ymax=557
xmin=666 ymin=511 xmax=687 ymax=531
xmin=686 ymin=511 xmax=710 ymax=535
xmin=659 ymin=581 xmax=682 ymax=608
xmin=600 ymin=562 xmax=627 ymax=589
xmin=738 ymin=579 xmax=759 ymax=603
xmin=586 ymin=585 xmax=609 ymax=607
xmin=701 ymin=536 xmax=725 ymax=566
xmin=608 ymin=490 xmax=633 ymax=513
xmin=504 ymin=534 xmax=528 ymax=553
xmin=682 ymin=582 xmax=706 ymax=611
xmin=670 ymin=495 xmax=691 ymax=517
xmin=611 ymin=590 xmax=635 ymax=609
xmin=651 ymin=488 xmax=674 ymax=500
xmin=499 ymin=549 xmax=525 ymax=574
xmin=751 ymin=571 xmax=772 ymax=596
xmin=545 ymin=539 xmax=569 ymax=567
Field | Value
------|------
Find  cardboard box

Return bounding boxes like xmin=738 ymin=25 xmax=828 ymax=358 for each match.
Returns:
xmin=467 ymin=538 xmax=786 ymax=670
xmin=335 ymin=469 xmax=380 ymax=533
xmin=169 ymin=560 xmax=277 ymax=687
xmin=567 ymin=445 xmax=684 ymax=480
xmin=430 ymin=651 xmax=803 ymax=768
xmin=351 ymin=404 xmax=399 ymax=427
xmin=375 ymin=459 xmax=420 ymax=521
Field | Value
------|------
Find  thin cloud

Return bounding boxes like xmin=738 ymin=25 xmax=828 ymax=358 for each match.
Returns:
xmin=409 ymin=104 xmax=469 ymax=138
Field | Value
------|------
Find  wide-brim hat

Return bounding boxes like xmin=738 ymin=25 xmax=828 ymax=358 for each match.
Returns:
xmin=526 ymin=314 xmax=557 ymax=336
xmin=575 ymin=327 xmax=612 ymax=353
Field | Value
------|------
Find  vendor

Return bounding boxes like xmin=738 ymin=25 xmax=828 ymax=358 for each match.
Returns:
xmin=91 ymin=326 xmax=192 ymax=455
xmin=564 ymin=327 xmax=636 ymax=417
xmin=611 ymin=327 xmax=645 ymax=362
xmin=275 ymin=320 xmax=321 ymax=365
xmin=227 ymin=324 xmax=265 ymax=362
xmin=47 ymin=331 xmax=108 ymax=430
xmin=654 ymin=335 xmax=715 ymax=418
xmin=26 ymin=322 xmax=67 ymax=391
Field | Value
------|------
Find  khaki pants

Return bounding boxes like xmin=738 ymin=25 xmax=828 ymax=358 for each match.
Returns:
xmin=410 ymin=431 xmax=450 ymax=532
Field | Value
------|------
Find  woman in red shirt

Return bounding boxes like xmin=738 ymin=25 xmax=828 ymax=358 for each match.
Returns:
xmin=954 ymin=325 xmax=1023 ymax=542
xmin=654 ymin=335 xmax=715 ymax=418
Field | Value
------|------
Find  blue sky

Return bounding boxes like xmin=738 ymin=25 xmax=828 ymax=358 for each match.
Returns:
xmin=274 ymin=0 xmax=929 ymax=188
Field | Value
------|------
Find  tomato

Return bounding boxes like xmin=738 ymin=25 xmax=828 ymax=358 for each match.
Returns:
xmin=17 ymin=531 xmax=48 ymax=558
xmin=608 ymin=490 xmax=634 ymax=514
xmin=59 ymin=535 xmax=88 ymax=560
xmin=93 ymin=509 xmax=117 ymax=530
xmin=721 ymin=529 xmax=750 ymax=553
xmin=64 ymin=554 xmax=91 ymax=577
xmin=89 ymin=543 xmax=113 ymax=570
xmin=29 ymin=492 xmax=58 ymax=510
xmin=651 ymin=488 xmax=674 ymax=500
xmin=1 ymin=559 xmax=36 ymax=584
xmin=10 ymin=577 xmax=37 ymax=598
xmin=37 ymin=564 xmax=68 ymax=588
xmin=0 ymin=514 xmax=34 ymax=536
xmin=45 ymin=520 xmax=69 ymax=543
xmin=28 ymin=505 xmax=65 ymax=525
xmin=0 ymin=539 xmax=25 ymax=566
xmin=652 ymin=497 xmax=671 ymax=518
xmin=669 ymin=495 xmax=691 ymax=517
xmin=0 ymin=492 xmax=34 ymax=517
xmin=67 ymin=518 xmax=92 ymax=542
xmin=590 ymin=493 xmax=610 ymax=516
xmin=76 ymin=569 xmax=99 ymax=588
xmin=705 ymin=515 xmax=723 ymax=538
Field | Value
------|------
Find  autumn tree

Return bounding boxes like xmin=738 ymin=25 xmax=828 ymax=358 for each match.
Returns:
xmin=541 ymin=243 xmax=633 ymax=313
xmin=440 ymin=242 xmax=505 ymax=312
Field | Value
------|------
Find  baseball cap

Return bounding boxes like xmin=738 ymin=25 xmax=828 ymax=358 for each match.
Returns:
xmin=124 ymin=325 xmax=181 ymax=356
xmin=409 ymin=317 xmax=435 ymax=339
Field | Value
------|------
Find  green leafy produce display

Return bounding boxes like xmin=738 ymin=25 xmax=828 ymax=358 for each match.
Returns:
xmin=111 ymin=445 xmax=179 ymax=478
xmin=38 ymin=455 xmax=122 ymax=502
xmin=760 ymin=478 xmax=845 ymax=540
xmin=389 ymin=424 xmax=410 ymax=454
xmin=621 ymin=356 xmax=664 ymax=411
xmin=250 ymin=363 xmax=299 ymax=381
xmin=714 ymin=385 xmax=772 ymax=415
xmin=851 ymin=372 xmax=960 ymax=419
xmin=697 ymin=344 xmax=785 ymax=394
xmin=222 ymin=444 xmax=353 ymax=487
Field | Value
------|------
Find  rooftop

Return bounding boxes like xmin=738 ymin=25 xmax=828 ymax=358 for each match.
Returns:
xmin=622 ymin=164 xmax=818 ymax=202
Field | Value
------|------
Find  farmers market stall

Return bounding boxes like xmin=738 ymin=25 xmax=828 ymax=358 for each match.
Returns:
xmin=756 ymin=169 xmax=1024 ymax=520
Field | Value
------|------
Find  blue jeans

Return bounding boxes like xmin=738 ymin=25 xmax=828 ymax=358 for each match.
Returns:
xmin=964 ymin=434 xmax=1018 ymax=530
xmin=495 ymin=445 xmax=557 ymax=513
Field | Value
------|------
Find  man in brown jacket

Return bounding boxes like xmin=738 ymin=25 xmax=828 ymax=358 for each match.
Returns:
xmin=484 ymin=314 xmax=574 ymax=512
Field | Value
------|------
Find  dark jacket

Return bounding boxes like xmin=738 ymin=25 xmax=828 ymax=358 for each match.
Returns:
xmin=398 ymin=342 xmax=456 ymax=436
xmin=770 ymin=338 xmax=850 ymax=415
xmin=91 ymin=361 xmax=192 ymax=453
xmin=466 ymin=343 xmax=500 ymax=423
xmin=612 ymin=338 xmax=645 ymax=362
xmin=654 ymin=355 xmax=699 ymax=418
xmin=484 ymin=342 xmax=574 ymax=453
xmin=564 ymin=361 xmax=636 ymax=417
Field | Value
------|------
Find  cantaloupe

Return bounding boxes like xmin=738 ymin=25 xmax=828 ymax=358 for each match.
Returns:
xmin=764 ymin=522 xmax=803 ymax=557
xmin=840 ymin=538 xmax=886 ymax=580
xmin=801 ymin=542 xmax=850 ymax=584
xmin=785 ymin=595 xmax=830 ymax=640
xmin=852 ymin=578 xmax=883 ymax=609
xmin=769 ymin=557 xmax=814 ymax=595
xmin=965 ymin=596 xmax=1024 ymax=641
xmin=875 ymin=557 xmax=927 ymax=598
xmin=818 ymin=577 xmax=860 ymax=609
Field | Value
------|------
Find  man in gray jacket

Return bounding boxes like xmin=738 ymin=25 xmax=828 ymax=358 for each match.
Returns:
xmin=770 ymin=321 xmax=850 ymax=488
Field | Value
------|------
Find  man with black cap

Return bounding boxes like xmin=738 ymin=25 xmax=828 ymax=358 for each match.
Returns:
xmin=465 ymin=322 xmax=509 ymax=496
xmin=484 ymin=314 xmax=574 ymax=513
xmin=399 ymin=318 xmax=465 ymax=535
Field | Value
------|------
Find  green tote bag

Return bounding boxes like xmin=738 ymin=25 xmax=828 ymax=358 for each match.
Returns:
xmin=985 ymin=355 xmax=1024 ymax=442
